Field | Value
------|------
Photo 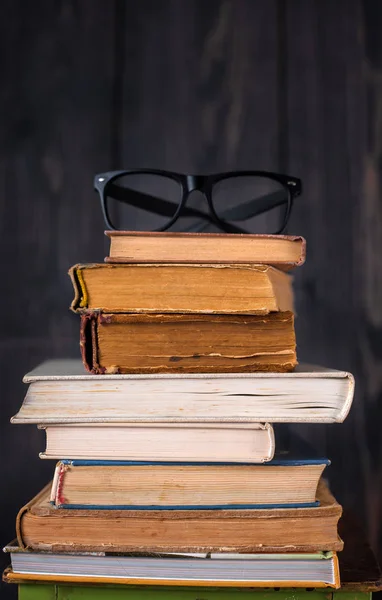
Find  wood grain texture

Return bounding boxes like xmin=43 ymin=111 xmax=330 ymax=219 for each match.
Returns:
xmin=285 ymin=0 xmax=382 ymax=571
xmin=0 ymin=2 xmax=115 ymax=598
xmin=1 ymin=2 xmax=382 ymax=599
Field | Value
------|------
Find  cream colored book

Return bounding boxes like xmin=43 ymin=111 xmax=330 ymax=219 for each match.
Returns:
xmin=12 ymin=360 xmax=355 ymax=424
xmin=39 ymin=422 xmax=275 ymax=463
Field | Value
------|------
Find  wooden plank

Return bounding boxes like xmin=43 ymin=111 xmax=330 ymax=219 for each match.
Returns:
xmin=357 ymin=0 xmax=382 ymax=562
xmin=118 ymin=0 xmax=281 ymax=231
xmin=285 ymin=0 xmax=382 ymax=560
xmin=120 ymin=0 xmax=280 ymax=172
xmin=0 ymin=2 xmax=115 ymax=599
xmin=1 ymin=1 xmax=382 ymax=589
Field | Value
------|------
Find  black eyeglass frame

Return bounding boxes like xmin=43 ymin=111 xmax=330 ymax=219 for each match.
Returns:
xmin=94 ymin=169 xmax=302 ymax=234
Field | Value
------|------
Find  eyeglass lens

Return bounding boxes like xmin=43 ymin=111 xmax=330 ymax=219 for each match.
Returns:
xmin=105 ymin=174 xmax=182 ymax=231
xmin=211 ymin=176 xmax=289 ymax=234
xmin=105 ymin=173 xmax=289 ymax=233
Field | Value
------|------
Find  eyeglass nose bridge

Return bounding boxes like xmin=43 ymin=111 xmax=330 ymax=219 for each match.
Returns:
xmin=185 ymin=175 xmax=205 ymax=192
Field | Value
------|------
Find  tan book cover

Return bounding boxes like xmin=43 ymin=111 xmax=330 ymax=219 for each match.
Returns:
xmin=49 ymin=458 xmax=326 ymax=508
xmin=16 ymin=479 xmax=343 ymax=554
xmin=69 ymin=263 xmax=294 ymax=315
xmin=104 ymin=232 xmax=306 ymax=269
xmin=79 ymin=311 xmax=297 ymax=374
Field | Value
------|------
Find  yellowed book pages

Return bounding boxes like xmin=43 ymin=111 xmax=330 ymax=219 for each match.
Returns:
xmin=69 ymin=263 xmax=294 ymax=315
xmin=105 ymin=231 xmax=306 ymax=269
xmin=81 ymin=311 xmax=297 ymax=374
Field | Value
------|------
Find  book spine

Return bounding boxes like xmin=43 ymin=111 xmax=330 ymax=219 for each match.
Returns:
xmin=332 ymin=552 xmax=341 ymax=588
xmin=16 ymin=484 xmax=53 ymax=550
xmin=50 ymin=463 xmax=61 ymax=503
xmin=79 ymin=312 xmax=103 ymax=374
xmin=51 ymin=462 xmax=69 ymax=507
xmin=268 ymin=421 xmax=275 ymax=459
xmin=68 ymin=264 xmax=99 ymax=313
xmin=337 ymin=373 xmax=355 ymax=423
xmin=68 ymin=265 xmax=83 ymax=312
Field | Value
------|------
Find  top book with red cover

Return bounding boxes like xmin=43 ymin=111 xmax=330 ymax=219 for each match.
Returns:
xmin=104 ymin=231 xmax=306 ymax=270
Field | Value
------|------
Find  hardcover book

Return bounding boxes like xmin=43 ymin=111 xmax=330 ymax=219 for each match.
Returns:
xmin=79 ymin=311 xmax=297 ymax=374
xmin=16 ymin=479 xmax=343 ymax=554
xmin=69 ymin=263 xmax=294 ymax=315
xmin=3 ymin=543 xmax=340 ymax=588
xmin=104 ymin=232 xmax=306 ymax=269
xmin=39 ymin=422 xmax=275 ymax=463
xmin=13 ymin=360 xmax=355 ymax=424
xmin=49 ymin=456 xmax=329 ymax=510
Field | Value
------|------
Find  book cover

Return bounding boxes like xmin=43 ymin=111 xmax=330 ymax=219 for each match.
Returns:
xmin=69 ymin=263 xmax=294 ymax=315
xmin=3 ymin=545 xmax=340 ymax=588
xmin=49 ymin=456 xmax=328 ymax=510
xmin=13 ymin=360 xmax=354 ymax=424
xmin=39 ymin=422 xmax=275 ymax=463
xmin=104 ymin=232 xmax=306 ymax=269
xmin=16 ymin=479 xmax=343 ymax=554
xmin=79 ymin=311 xmax=297 ymax=374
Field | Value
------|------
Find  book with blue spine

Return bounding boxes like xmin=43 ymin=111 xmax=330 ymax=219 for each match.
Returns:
xmin=50 ymin=452 xmax=330 ymax=510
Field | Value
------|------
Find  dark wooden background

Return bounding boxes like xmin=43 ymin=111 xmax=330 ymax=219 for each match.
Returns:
xmin=1 ymin=1 xmax=382 ymax=598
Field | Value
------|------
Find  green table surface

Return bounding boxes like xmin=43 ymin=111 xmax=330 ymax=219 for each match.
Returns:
xmin=17 ymin=583 xmax=372 ymax=600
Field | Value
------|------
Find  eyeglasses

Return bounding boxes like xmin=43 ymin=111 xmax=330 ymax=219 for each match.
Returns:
xmin=94 ymin=169 xmax=302 ymax=234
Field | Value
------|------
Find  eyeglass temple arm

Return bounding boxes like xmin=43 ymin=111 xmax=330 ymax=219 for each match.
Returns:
xmin=219 ymin=190 xmax=288 ymax=221
xmin=106 ymin=182 xmax=215 ymax=222
xmin=106 ymin=182 xmax=287 ymax=223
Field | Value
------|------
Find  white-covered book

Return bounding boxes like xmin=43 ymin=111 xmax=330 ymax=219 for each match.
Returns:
xmin=12 ymin=359 xmax=354 ymax=424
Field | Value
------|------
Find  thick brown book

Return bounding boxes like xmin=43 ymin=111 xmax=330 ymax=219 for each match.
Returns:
xmin=104 ymin=232 xmax=306 ymax=269
xmin=16 ymin=479 xmax=343 ymax=553
xmin=80 ymin=311 xmax=297 ymax=374
xmin=69 ymin=263 xmax=294 ymax=315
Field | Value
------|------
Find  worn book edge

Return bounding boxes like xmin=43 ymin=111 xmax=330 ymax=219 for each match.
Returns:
xmin=69 ymin=263 xmax=293 ymax=314
xmin=78 ymin=311 xmax=297 ymax=374
xmin=104 ymin=232 xmax=307 ymax=269
xmin=2 ymin=568 xmax=339 ymax=588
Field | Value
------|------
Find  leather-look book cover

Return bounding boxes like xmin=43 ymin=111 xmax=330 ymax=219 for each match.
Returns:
xmin=5 ymin=511 xmax=382 ymax=592
xmin=16 ymin=479 xmax=343 ymax=554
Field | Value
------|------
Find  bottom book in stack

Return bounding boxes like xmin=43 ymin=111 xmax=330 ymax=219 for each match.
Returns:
xmin=6 ymin=467 xmax=343 ymax=588
xmin=5 ymin=542 xmax=340 ymax=588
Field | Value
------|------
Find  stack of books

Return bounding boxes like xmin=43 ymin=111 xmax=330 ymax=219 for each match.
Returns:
xmin=4 ymin=232 xmax=355 ymax=590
